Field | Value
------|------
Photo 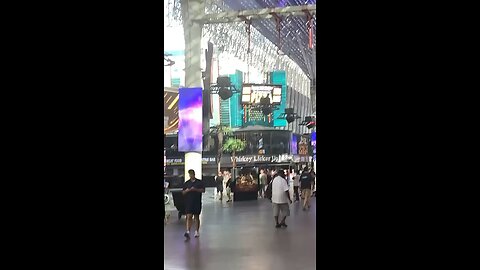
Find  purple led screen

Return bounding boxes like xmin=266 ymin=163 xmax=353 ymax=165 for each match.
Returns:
xmin=178 ymin=87 xmax=203 ymax=152
xmin=291 ymin=134 xmax=298 ymax=155
xmin=311 ymin=132 xmax=316 ymax=161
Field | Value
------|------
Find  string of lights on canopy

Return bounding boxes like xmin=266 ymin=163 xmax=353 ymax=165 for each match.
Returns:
xmin=164 ymin=0 xmax=316 ymax=106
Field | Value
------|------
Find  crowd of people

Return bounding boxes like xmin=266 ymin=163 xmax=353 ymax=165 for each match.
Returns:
xmin=175 ymin=167 xmax=316 ymax=240
xmin=260 ymin=168 xmax=316 ymax=199
xmin=212 ymin=167 xmax=317 ymax=203
xmin=213 ymin=167 xmax=316 ymax=228
xmin=269 ymin=168 xmax=316 ymax=228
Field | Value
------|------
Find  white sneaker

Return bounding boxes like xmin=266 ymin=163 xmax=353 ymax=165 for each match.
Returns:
xmin=194 ymin=231 xmax=199 ymax=238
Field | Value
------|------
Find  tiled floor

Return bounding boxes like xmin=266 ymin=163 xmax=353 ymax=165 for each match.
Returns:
xmin=164 ymin=188 xmax=316 ymax=270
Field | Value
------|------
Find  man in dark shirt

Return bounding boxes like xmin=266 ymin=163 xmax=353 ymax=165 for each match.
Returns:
xmin=215 ymin=171 xmax=224 ymax=201
xmin=299 ymin=170 xmax=314 ymax=211
xmin=182 ymin=169 xmax=205 ymax=239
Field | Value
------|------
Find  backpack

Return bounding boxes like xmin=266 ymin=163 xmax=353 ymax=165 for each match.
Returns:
xmin=265 ymin=180 xmax=273 ymax=200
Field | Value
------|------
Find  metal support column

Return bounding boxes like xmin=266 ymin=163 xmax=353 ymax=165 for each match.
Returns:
xmin=181 ymin=0 xmax=205 ymax=181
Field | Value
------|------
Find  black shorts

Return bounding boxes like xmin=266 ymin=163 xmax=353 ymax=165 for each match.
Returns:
xmin=185 ymin=203 xmax=202 ymax=215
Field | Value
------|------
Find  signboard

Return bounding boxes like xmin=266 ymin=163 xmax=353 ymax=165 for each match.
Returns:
xmin=298 ymin=136 xmax=309 ymax=155
xmin=165 ymin=154 xmax=296 ymax=166
xmin=166 ymin=158 xmax=184 ymax=165
xmin=311 ymin=131 xmax=316 ymax=161
xmin=241 ymin=84 xmax=282 ymax=105
xmin=166 ymin=156 xmax=217 ymax=166
xmin=164 ymin=90 xmax=179 ymax=133
xmin=230 ymin=154 xmax=293 ymax=164
xmin=178 ymin=87 xmax=203 ymax=152
xmin=291 ymin=134 xmax=298 ymax=155
xmin=293 ymin=155 xmax=313 ymax=163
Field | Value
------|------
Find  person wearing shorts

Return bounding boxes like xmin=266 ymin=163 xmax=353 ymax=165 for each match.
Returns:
xmin=182 ymin=169 xmax=205 ymax=239
xmin=271 ymin=170 xmax=292 ymax=228
xmin=300 ymin=170 xmax=314 ymax=210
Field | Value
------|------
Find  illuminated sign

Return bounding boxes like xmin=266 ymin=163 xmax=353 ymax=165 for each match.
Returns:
xmin=298 ymin=136 xmax=309 ymax=155
xmin=166 ymin=157 xmax=217 ymax=165
xmin=241 ymin=84 xmax=282 ymax=105
xmin=291 ymin=134 xmax=298 ymax=155
xmin=311 ymin=132 xmax=316 ymax=161
xmin=164 ymin=88 xmax=179 ymax=133
xmin=178 ymin=87 xmax=203 ymax=152
xmin=230 ymin=154 xmax=293 ymax=163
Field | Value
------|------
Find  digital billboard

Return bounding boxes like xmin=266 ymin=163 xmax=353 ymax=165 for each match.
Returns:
xmin=178 ymin=87 xmax=203 ymax=152
xmin=298 ymin=136 xmax=309 ymax=155
xmin=164 ymin=88 xmax=179 ymax=133
xmin=241 ymin=84 xmax=282 ymax=105
xmin=311 ymin=132 xmax=316 ymax=161
xmin=291 ymin=134 xmax=298 ymax=155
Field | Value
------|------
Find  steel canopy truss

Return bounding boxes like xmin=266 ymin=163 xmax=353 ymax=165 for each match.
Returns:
xmin=166 ymin=0 xmax=316 ymax=79
xmin=218 ymin=0 xmax=316 ymax=112
xmin=192 ymin=4 xmax=316 ymax=24
xmin=165 ymin=0 xmax=315 ymax=105
xmin=203 ymin=22 xmax=311 ymax=99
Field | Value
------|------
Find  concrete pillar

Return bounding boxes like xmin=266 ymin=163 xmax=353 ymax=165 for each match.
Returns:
xmin=181 ymin=0 xmax=205 ymax=181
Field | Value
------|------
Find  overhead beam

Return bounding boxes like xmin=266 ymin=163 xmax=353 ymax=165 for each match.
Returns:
xmin=192 ymin=4 xmax=316 ymax=24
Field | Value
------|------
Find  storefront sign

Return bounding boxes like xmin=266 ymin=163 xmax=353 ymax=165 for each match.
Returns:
xmin=166 ymin=156 xmax=216 ymax=165
xmin=202 ymin=157 xmax=216 ymax=163
xmin=166 ymin=158 xmax=184 ymax=165
xmin=166 ymin=154 xmax=298 ymax=166
xmin=231 ymin=154 xmax=293 ymax=164
xmin=293 ymin=155 xmax=312 ymax=163
xmin=298 ymin=136 xmax=309 ymax=155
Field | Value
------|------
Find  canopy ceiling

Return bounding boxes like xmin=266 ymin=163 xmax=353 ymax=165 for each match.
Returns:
xmin=221 ymin=0 xmax=316 ymax=80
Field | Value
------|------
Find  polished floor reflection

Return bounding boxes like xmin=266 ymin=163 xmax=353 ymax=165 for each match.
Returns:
xmin=164 ymin=188 xmax=316 ymax=270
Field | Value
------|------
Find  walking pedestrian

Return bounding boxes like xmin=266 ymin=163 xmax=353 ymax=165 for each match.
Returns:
xmin=258 ymin=169 xmax=267 ymax=198
xmin=271 ymin=170 xmax=292 ymax=228
xmin=182 ymin=169 xmax=205 ymax=239
xmin=215 ymin=171 xmax=224 ymax=200
xmin=299 ymin=169 xmax=314 ymax=210
xmin=225 ymin=176 xmax=234 ymax=202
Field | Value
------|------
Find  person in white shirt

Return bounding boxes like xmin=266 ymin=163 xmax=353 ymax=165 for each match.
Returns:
xmin=271 ymin=170 xmax=292 ymax=228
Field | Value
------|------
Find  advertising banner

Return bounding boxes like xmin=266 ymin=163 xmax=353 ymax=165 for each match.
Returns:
xmin=178 ymin=87 xmax=203 ymax=152
xmin=291 ymin=134 xmax=298 ymax=155
xmin=311 ymin=131 xmax=316 ymax=161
